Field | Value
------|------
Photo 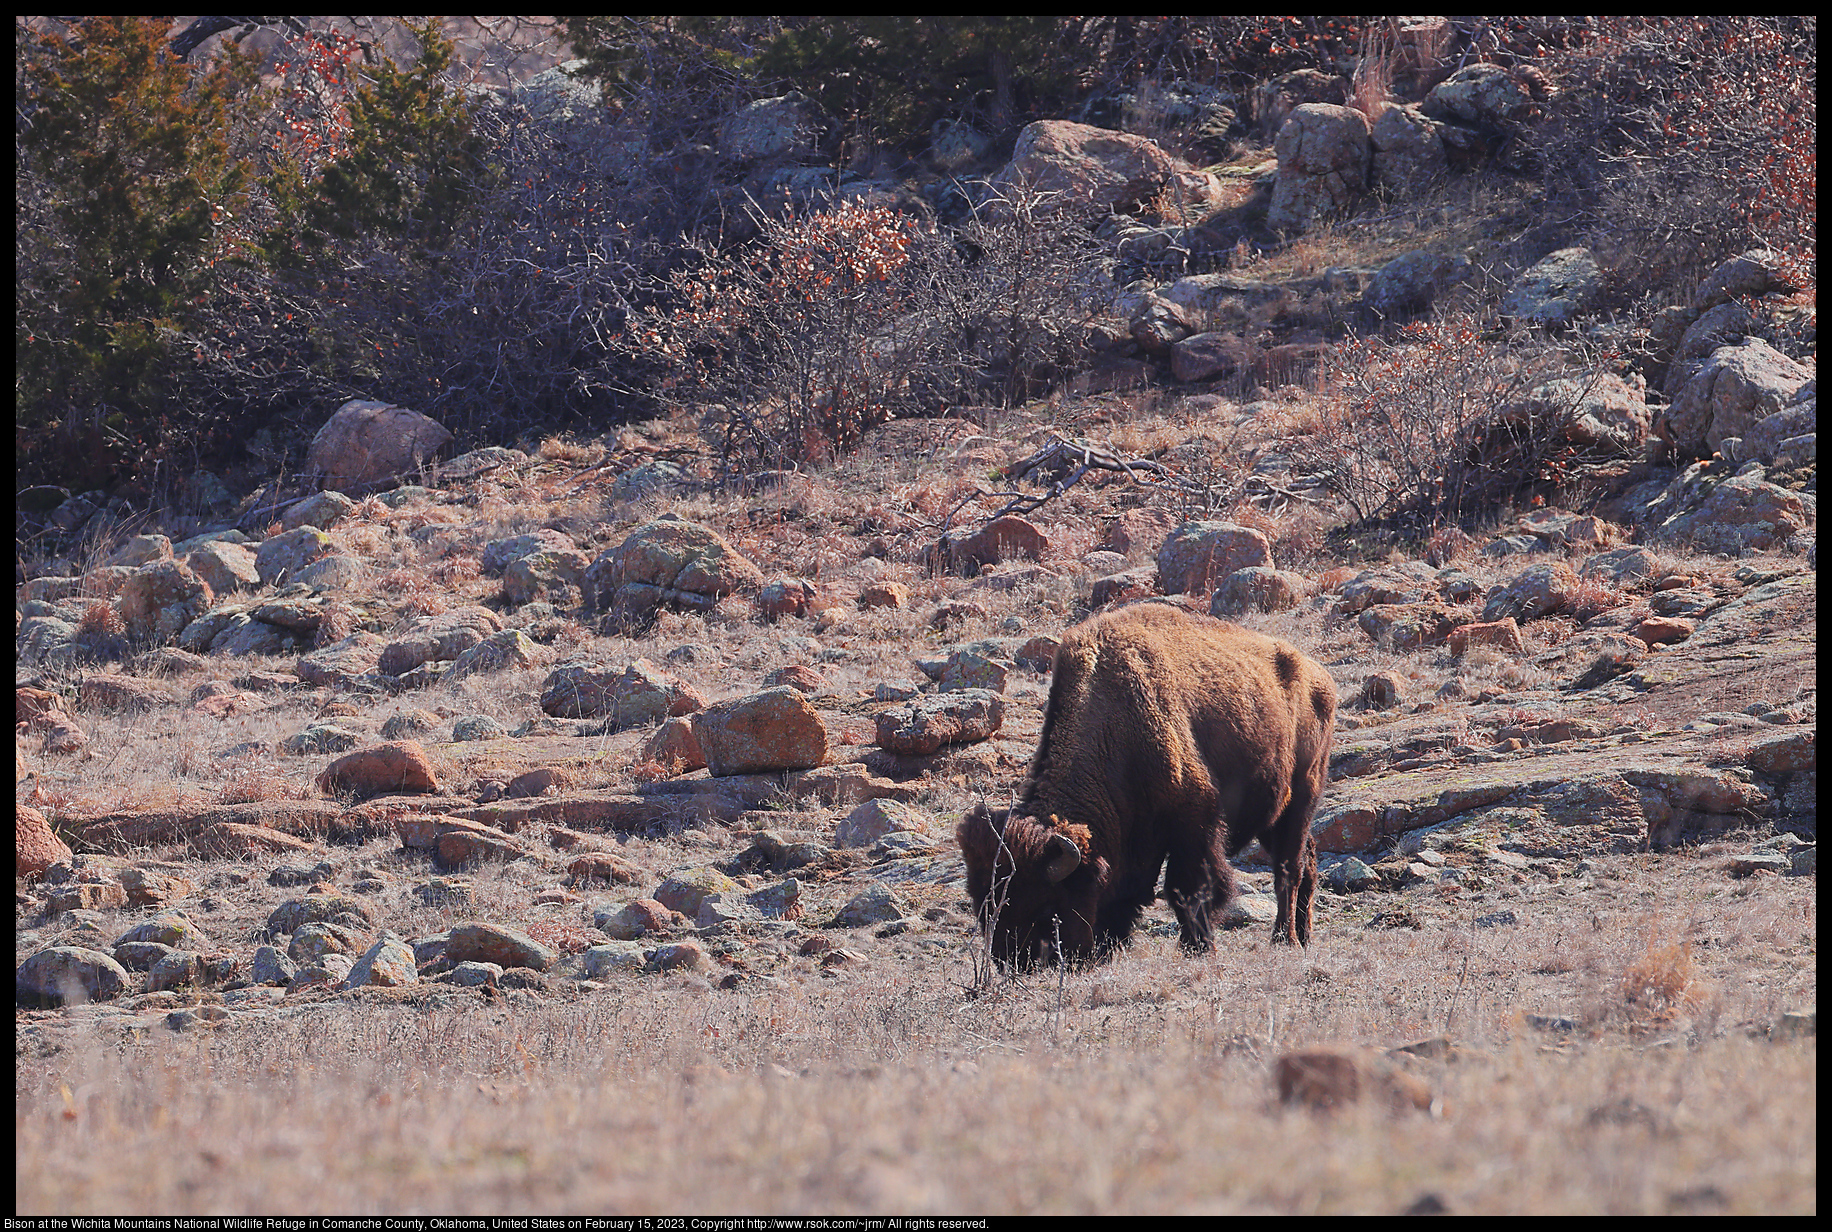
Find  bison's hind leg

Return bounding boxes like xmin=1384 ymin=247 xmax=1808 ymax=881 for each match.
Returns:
xmin=1267 ymin=801 xmax=1320 ymax=947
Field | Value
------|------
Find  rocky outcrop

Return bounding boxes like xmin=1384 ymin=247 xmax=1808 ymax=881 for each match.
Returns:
xmin=991 ymin=120 xmax=1220 ymax=218
xmin=1268 ymin=104 xmax=1370 ymax=233
xmin=586 ymin=514 xmax=764 ymax=628
xmin=305 ymin=400 xmax=453 ymax=493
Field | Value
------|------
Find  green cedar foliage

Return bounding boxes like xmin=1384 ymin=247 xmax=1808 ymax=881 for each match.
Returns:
xmin=17 ymin=16 xmax=258 ymax=479
xmin=750 ymin=16 xmax=1073 ymax=141
xmin=264 ymin=18 xmax=482 ymax=260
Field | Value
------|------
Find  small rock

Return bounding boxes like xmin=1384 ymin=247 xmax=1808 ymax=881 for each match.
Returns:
xmin=875 ymin=690 xmax=1005 ymax=756
xmin=836 ymin=799 xmax=931 ymax=848
xmin=344 ymin=933 xmax=419 ymax=988
xmin=596 ymin=899 xmax=678 ymax=941
xmin=646 ymin=941 xmax=707 ymax=973
xmin=447 ymin=961 xmax=503 ymax=988
xmin=584 ymin=942 xmax=648 ymax=976
xmin=830 ymin=881 xmax=909 ymax=928
xmin=251 ymin=945 xmax=298 ymax=986
xmin=315 ymin=741 xmax=441 ymax=799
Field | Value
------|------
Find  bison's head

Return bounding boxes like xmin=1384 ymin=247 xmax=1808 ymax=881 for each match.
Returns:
xmin=956 ymin=802 xmax=1103 ymax=970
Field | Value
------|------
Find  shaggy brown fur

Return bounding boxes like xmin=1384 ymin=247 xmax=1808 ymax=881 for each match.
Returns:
xmin=958 ymin=603 xmax=1336 ymax=967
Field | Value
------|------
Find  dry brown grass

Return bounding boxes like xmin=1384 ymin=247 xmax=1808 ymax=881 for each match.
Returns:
xmin=15 ymin=897 xmax=1815 ymax=1215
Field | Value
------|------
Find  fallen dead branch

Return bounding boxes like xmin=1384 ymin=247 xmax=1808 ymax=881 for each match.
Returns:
xmin=929 ymin=435 xmax=1230 ymax=537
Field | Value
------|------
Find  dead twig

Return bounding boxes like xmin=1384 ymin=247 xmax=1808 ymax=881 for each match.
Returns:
xmin=925 ymin=434 xmax=1224 ymax=539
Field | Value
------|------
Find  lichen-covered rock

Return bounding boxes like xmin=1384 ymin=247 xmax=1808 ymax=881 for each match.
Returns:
xmin=295 ymin=633 xmax=387 ymax=689
xmin=250 ymin=945 xmax=298 ymax=986
xmin=183 ymin=540 xmax=261 ymax=596
xmin=1210 ymin=566 xmax=1310 ymax=616
xmin=17 ymin=946 xmax=130 ymax=1007
xmin=1370 ymin=103 xmax=1447 ymax=191
xmin=1650 ymin=471 xmax=1811 ymax=555
xmin=502 ymin=549 xmax=590 ymax=605
xmin=254 ymin=527 xmax=333 ymax=588
xmin=654 ymin=866 xmax=740 ymax=918
xmin=1424 ymin=62 xmax=1543 ymax=131
xmin=447 ymin=629 xmax=543 ymax=680
xmin=1694 ymin=249 xmax=1800 ymax=313
xmin=482 ymin=528 xmax=580 ymax=575
xmin=305 ymin=400 xmax=453 ymax=492
xmin=829 ymin=881 xmax=910 ymax=928
xmin=586 ymin=514 xmax=764 ymax=627
xmin=264 ymin=893 xmax=374 ymax=940
xmin=1447 ymin=618 xmax=1526 ymax=658
xmin=835 ymin=799 xmax=931 ymax=849
xmin=719 ymin=90 xmax=832 ymax=162
xmin=691 ymin=687 xmax=829 ymax=775
xmin=378 ymin=607 xmax=504 ymax=677
xmin=119 ymin=866 xmax=195 ymax=907
xmin=444 ymin=921 xmax=557 ymax=972
xmin=638 ymin=716 xmax=706 ymax=773
xmin=1499 ymin=247 xmax=1600 ymax=328
xmin=936 ymin=516 xmax=1050 ymax=579
xmin=991 ymin=119 xmax=1218 ymax=219
xmin=583 ymin=942 xmax=648 ymax=976
xmin=1361 ymin=249 xmax=1470 ymax=318
xmin=115 ymin=911 xmax=210 ymax=951
xmin=1357 ymin=602 xmax=1462 ymax=651
xmin=1157 ymin=521 xmax=1274 ymax=595
xmin=539 ymin=659 xmax=705 ymax=725
xmin=874 ymin=690 xmax=1005 ymax=756
xmin=1482 ymin=563 xmax=1582 ymax=623
xmin=596 ymin=898 xmax=679 ymax=941
xmin=757 ymin=577 xmax=819 ymax=621
xmin=287 ymin=921 xmax=366 ymax=965
xmin=117 ymin=560 xmax=214 ymax=646
xmin=1659 ymin=340 xmax=1813 ymax=458
xmin=281 ymin=490 xmax=357 ymax=531
xmin=344 ymin=933 xmax=419 ymax=988
xmin=1268 ymin=103 xmax=1370 ymax=233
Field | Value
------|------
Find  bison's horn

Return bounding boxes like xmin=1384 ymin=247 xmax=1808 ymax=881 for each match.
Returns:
xmin=1043 ymin=832 xmax=1082 ymax=882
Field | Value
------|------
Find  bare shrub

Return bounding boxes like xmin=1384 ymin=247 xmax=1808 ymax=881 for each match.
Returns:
xmin=1533 ymin=17 xmax=1816 ymax=296
xmin=626 ymin=186 xmax=1110 ymax=472
xmin=1274 ymin=313 xmax=1604 ymax=529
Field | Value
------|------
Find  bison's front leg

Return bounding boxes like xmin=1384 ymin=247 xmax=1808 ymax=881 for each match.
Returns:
xmin=1165 ymin=833 xmax=1237 ymax=953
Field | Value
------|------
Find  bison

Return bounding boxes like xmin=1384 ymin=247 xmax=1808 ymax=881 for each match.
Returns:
xmin=957 ymin=603 xmax=1335 ymax=968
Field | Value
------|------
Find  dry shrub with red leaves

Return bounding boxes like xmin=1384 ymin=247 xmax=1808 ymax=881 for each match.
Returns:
xmin=79 ymin=600 xmax=125 ymax=636
xmin=217 ymin=768 xmax=311 ymax=805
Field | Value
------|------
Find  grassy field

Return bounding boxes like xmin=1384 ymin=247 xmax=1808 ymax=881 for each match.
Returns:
xmin=17 ymin=839 xmax=1815 ymax=1213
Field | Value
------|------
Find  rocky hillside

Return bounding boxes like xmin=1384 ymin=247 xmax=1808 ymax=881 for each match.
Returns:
xmin=15 ymin=20 xmax=1815 ymax=1216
